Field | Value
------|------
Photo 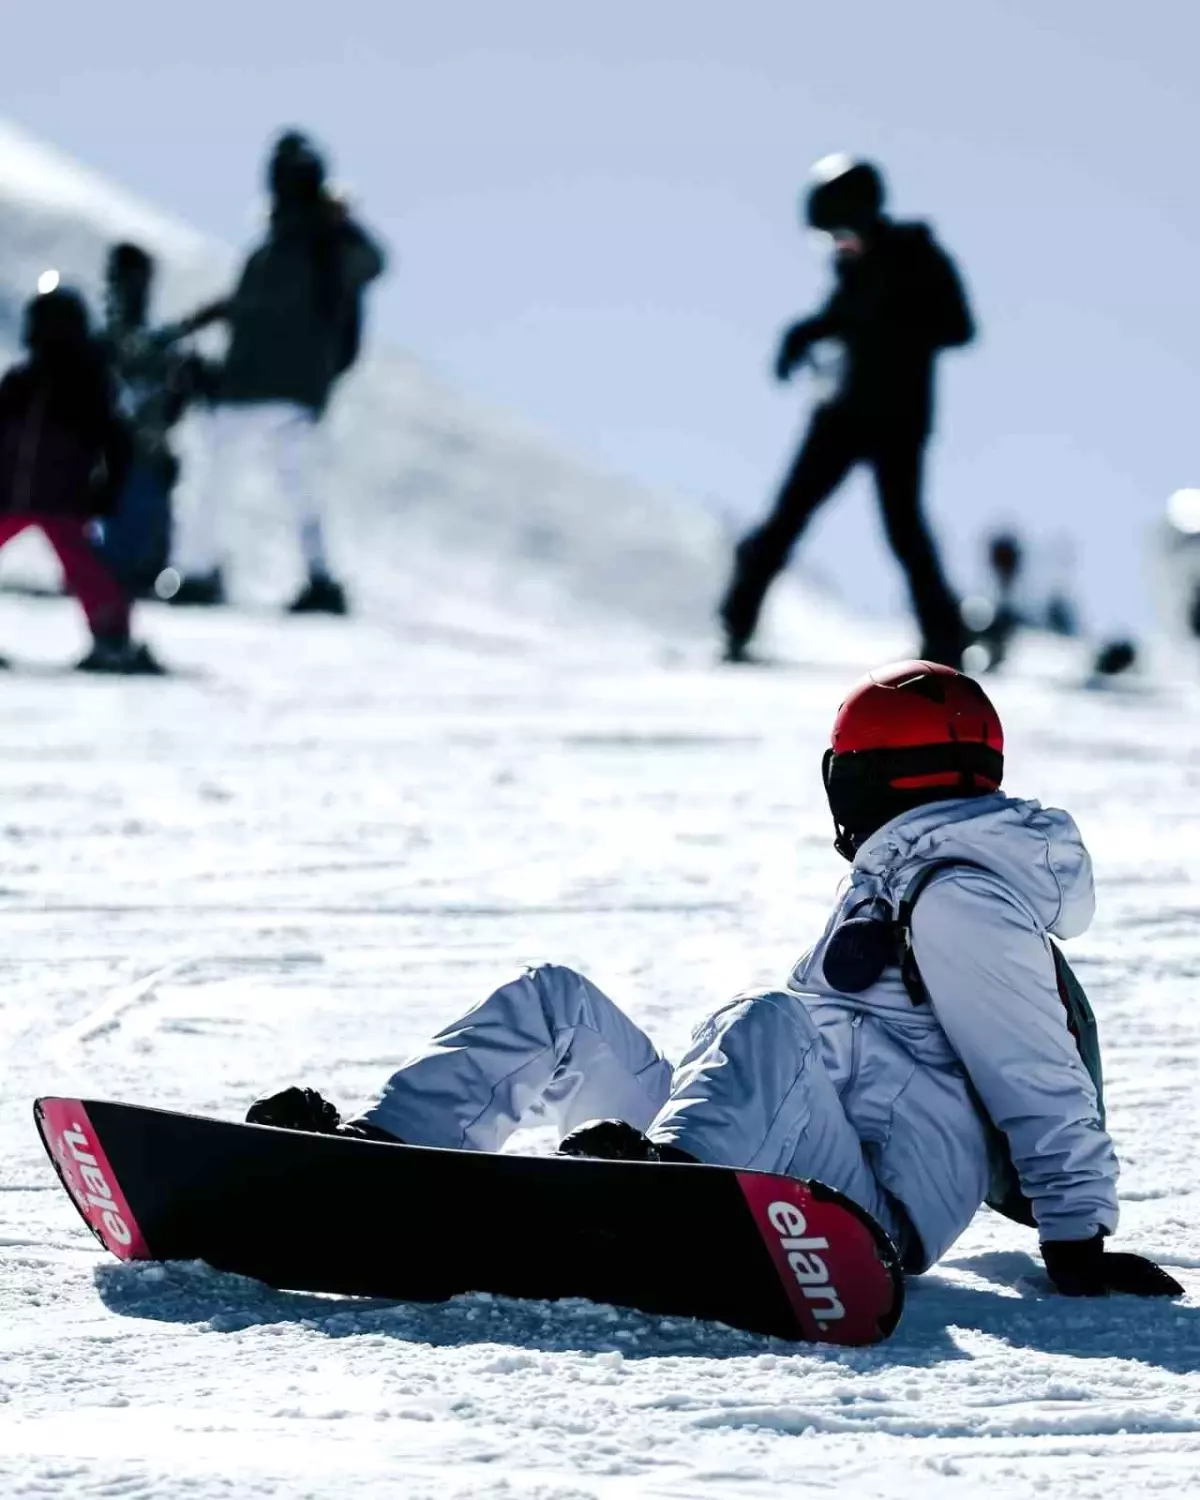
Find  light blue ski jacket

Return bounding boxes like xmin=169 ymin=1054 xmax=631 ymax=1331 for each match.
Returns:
xmin=787 ymin=793 xmax=1119 ymax=1265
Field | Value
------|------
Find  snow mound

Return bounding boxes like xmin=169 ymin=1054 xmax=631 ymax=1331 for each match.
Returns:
xmin=0 ymin=120 xmax=216 ymax=349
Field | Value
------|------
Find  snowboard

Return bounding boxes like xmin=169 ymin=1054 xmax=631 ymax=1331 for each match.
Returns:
xmin=34 ymin=1097 xmax=904 ymax=1346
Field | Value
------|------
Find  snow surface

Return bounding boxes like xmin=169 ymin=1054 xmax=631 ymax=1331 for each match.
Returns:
xmin=2 ymin=592 xmax=1200 ymax=1500
xmin=2 ymin=122 xmax=1200 ymax=1500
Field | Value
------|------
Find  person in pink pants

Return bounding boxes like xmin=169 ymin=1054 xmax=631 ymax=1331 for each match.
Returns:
xmin=0 ymin=286 xmax=161 ymax=673
xmin=0 ymin=516 xmax=130 ymax=640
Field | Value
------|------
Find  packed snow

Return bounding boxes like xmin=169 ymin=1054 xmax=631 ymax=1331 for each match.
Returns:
xmin=2 ymin=125 xmax=1200 ymax=1500
xmin=2 ymin=592 xmax=1200 ymax=1500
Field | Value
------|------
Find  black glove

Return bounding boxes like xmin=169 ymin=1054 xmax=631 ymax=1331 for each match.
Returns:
xmin=1042 ymin=1234 xmax=1183 ymax=1297
xmin=774 ymin=320 xmax=816 ymax=382
xmin=557 ymin=1118 xmax=698 ymax=1164
xmin=246 ymin=1086 xmax=341 ymax=1134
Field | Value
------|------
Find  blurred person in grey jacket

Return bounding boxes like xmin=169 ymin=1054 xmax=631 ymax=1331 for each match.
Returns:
xmin=171 ymin=129 xmax=385 ymax=614
xmin=245 ymin=661 xmax=1181 ymax=1299
xmin=99 ymin=241 xmax=214 ymax=597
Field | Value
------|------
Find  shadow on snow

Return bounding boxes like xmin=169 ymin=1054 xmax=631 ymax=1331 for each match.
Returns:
xmin=95 ymin=1247 xmax=1200 ymax=1373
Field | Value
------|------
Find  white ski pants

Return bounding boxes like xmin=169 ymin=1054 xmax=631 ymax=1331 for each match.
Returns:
xmin=178 ymin=402 xmax=331 ymax=577
xmin=361 ymin=964 xmax=911 ymax=1253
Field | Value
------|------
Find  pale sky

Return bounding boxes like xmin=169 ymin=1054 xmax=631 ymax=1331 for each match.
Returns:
xmin=2 ymin=0 xmax=1197 ymax=632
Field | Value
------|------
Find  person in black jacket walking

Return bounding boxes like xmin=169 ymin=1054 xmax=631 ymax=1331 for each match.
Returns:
xmin=720 ymin=158 xmax=975 ymax=666
xmin=172 ymin=130 xmax=386 ymax=613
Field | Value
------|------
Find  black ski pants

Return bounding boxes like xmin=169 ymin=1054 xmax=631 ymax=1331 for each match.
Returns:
xmin=720 ymin=406 xmax=963 ymax=659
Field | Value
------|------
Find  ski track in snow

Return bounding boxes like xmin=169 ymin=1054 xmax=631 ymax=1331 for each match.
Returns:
xmin=1 ymin=594 xmax=1200 ymax=1500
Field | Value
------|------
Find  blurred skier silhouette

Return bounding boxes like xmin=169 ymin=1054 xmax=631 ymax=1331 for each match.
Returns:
xmin=960 ymin=526 xmax=1132 ymax=683
xmin=98 ymin=242 xmax=214 ymax=597
xmin=961 ymin=530 xmax=1025 ymax=671
xmin=0 ymin=286 xmax=161 ymax=672
xmin=1159 ymin=489 xmax=1200 ymax=645
xmin=719 ymin=157 xmax=975 ymax=666
xmin=171 ymin=129 xmax=386 ymax=613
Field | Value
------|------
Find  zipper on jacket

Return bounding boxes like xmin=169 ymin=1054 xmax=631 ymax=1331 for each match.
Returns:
xmin=13 ymin=386 xmax=48 ymax=514
xmin=847 ymin=1012 xmax=864 ymax=1091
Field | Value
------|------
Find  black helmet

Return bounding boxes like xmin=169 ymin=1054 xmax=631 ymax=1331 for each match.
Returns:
xmin=24 ymin=286 xmax=91 ymax=357
xmin=805 ymin=156 xmax=886 ymax=233
xmin=105 ymin=242 xmax=154 ymax=327
xmin=268 ymin=129 xmax=327 ymax=203
xmin=107 ymin=241 xmax=153 ymax=285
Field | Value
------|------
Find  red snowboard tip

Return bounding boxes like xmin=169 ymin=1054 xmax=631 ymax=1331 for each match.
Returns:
xmin=34 ymin=1098 xmax=150 ymax=1260
xmin=737 ymin=1171 xmax=904 ymax=1345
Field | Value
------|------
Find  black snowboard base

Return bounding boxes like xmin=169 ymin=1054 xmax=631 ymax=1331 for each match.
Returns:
xmin=35 ymin=1097 xmax=904 ymax=1346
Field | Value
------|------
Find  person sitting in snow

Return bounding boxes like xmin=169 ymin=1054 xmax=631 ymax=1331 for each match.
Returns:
xmin=249 ymin=661 xmax=1181 ymax=1299
xmin=0 ymin=286 xmax=161 ymax=673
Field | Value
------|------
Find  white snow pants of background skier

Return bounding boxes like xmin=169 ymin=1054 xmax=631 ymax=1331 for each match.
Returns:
xmin=360 ymin=964 xmax=910 ymax=1251
xmin=178 ymin=402 xmax=331 ymax=577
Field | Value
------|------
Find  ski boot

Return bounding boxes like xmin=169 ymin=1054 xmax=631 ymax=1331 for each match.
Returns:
xmin=287 ymin=572 xmax=348 ymax=616
xmin=246 ymin=1086 xmax=399 ymax=1143
xmin=557 ymin=1118 xmax=697 ymax=1164
xmin=77 ymin=637 xmax=167 ymax=675
xmin=165 ymin=567 xmax=226 ymax=606
xmin=718 ymin=612 xmax=761 ymax=664
xmin=1092 ymin=638 xmax=1138 ymax=678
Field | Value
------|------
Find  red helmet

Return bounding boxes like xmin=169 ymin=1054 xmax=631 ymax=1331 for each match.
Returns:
xmin=824 ymin=661 xmax=1004 ymax=858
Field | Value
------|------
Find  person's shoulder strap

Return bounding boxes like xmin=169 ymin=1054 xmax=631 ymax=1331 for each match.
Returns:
xmin=896 ymin=860 xmax=982 ymax=1006
xmin=1050 ymin=944 xmax=1106 ymax=1127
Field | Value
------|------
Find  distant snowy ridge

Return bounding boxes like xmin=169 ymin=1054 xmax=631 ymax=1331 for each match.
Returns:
xmin=0 ymin=121 xmax=211 ymax=265
xmin=0 ymin=117 xmax=841 ymax=650
xmin=0 ymin=121 xmax=217 ymax=349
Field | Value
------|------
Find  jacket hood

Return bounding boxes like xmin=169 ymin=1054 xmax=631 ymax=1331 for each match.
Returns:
xmin=853 ymin=793 xmax=1095 ymax=939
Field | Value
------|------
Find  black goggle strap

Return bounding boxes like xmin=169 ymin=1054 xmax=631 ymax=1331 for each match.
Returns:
xmin=821 ymin=893 xmax=897 ymax=994
xmin=830 ymin=742 xmax=1004 ymax=791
